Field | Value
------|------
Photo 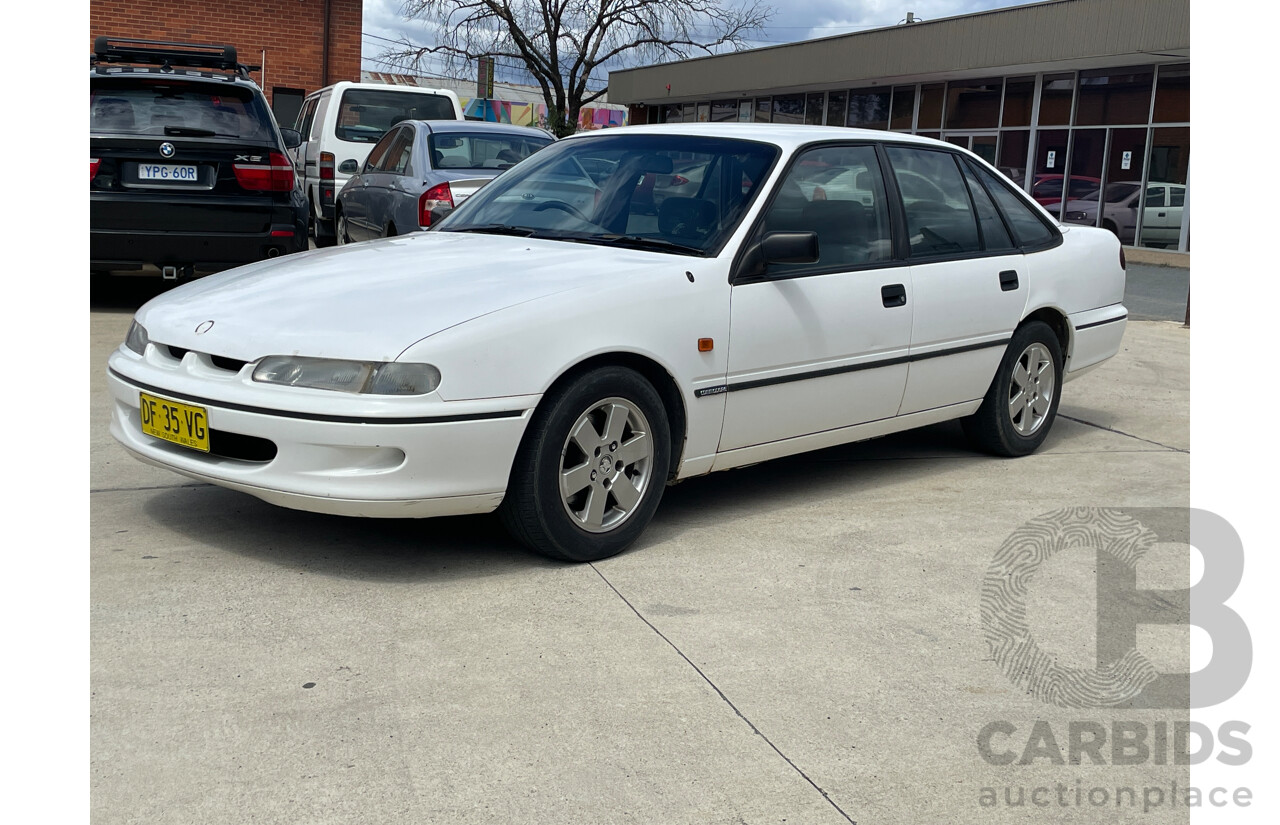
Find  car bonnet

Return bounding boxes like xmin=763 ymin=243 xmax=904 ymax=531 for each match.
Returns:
xmin=133 ymin=231 xmax=660 ymax=363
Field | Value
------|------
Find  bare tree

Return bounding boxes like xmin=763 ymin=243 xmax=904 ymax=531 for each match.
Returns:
xmin=382 ymin=0 xmax=774 ymax=136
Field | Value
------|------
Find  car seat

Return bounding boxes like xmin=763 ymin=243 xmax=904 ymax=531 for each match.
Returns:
xmin=658 ymin=197 xmax=718 ymax=241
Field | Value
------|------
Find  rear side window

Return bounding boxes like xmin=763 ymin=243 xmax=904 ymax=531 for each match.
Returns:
xmin=885 ymin=147 xmax=981 ymax=257
xmin=90 ymin=79 xmax=274 ymax=142
xmin=959 ymin=161 xmax=1015 ymax=251
xmin=969 ymin=161 xmax=1057 ymax=248
xmin=428 ymin=132 xmax=553 ymax=170
xmin=336 ymin=89 xmax=457 ymax=144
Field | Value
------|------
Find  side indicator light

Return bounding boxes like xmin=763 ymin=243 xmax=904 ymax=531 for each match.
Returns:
xmin=698 ymin=338 xmax=714 ymax=352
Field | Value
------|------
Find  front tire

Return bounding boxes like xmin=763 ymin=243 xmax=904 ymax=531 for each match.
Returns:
xmin=963 ymin=321 xmax=1063 ymax=457
xmin=500 ymin=367 xmax=671 ymax=562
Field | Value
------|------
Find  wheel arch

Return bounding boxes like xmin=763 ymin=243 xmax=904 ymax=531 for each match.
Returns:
xmin=534 ymin=352 xmax=688 ymax=482
xmin=1020 ymin=306 xmax=1072 ymax=362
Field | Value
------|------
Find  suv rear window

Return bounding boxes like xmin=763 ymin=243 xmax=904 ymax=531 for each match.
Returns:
xmin=90 ymin=78 xmax=274 ymax=141
xmin=336 ymin=89 xmax=456 ymax=144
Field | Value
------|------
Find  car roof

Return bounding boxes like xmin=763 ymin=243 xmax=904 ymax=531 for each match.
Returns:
xmin=90 ymin=65 xmax=263 ymax=91
xmin=308 ymin=81 xmax=455 ymax=97
xmin=558 ymin=122 xmax=957 ymax=152
xmin=416 ymin=120 xmax=553 ymax=138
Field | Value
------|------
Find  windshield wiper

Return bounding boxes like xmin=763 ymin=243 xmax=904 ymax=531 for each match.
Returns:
xmin=588 ymin=234 xmax=705 ymax=255
xmin=449 ymin=224 xmax=537 ymax=237
xmin=163 ymin=126 xmax=236 ymax=138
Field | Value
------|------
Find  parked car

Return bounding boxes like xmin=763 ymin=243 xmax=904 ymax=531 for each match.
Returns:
xmin=107 ymin=125 xmax=1127 ymax=562
xmin=1030 ymin=173 xmax=1102 ymax=212
xmin=1062 ymin=181 xmax=1186 ymax=247
xmin=335 ymin=121 xmax=553 ymax=242
xmin=291 ymin=81 xmax=464 ymax=247
xmin=90 ymin=37 xmax=307 ymax=280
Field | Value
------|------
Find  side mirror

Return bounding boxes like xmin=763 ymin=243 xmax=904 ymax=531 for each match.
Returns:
xmin=735 ymin=230 xmax=820 ymax=282
xmin=762 ymin=231 xmax=820 ymax=265
xmin=279 ymin=127 xmax=302 ymax=149
xmin=338 ymin=159 xmax=360 ymax=174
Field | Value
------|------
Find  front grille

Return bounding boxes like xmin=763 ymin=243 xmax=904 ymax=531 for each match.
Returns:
xmin=156 ymin=343 xmax=248 ymax=375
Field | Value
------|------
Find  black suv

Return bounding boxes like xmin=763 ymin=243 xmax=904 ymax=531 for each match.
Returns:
xmin=90 ymin=37 xmax=307 ymax=280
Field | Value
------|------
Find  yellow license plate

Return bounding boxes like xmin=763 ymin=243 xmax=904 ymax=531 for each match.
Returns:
xmin=139 ymin=392 xmax=210 ymax=452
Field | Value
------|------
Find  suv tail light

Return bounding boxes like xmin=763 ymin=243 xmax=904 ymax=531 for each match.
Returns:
xmin=91 ymin=157 xmax=101 ymax=183
xmin=233 ymin=152 xmax=294 ymax=192
xmin=419 ymin=182 xmax=454 ymax=227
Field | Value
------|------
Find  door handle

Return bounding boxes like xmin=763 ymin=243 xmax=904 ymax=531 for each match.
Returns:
xmin=1157 ymin=211 xmax=1167 ymax=217
xmin=881 ymin=283 xmax=907 ymax=308
xmin=999 ymin=270 xmax=1019 ymax=291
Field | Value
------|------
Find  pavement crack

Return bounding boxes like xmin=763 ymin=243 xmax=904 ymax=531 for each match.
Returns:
xmin=590 ymin=563 xmax=857 ymax=825
xmin=1058 ymin=414 xmax=1188 ymax=453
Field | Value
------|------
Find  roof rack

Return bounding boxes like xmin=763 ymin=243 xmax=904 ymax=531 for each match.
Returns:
xmin=91 ymin=36 xmax=260 ymax=79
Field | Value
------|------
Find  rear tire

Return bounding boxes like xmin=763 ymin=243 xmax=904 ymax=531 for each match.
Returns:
xmin=963 ymin=321 xmax=1063 ymax=457
xmin=500 ymin=367 xmax=671 ymax=562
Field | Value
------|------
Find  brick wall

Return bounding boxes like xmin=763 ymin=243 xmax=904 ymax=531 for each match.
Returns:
xmin=90 ymin=0 xmax=363 ymax=108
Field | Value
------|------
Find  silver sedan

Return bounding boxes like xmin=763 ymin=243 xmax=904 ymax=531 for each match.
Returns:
xmin=335 ymin=120 xmax=553 ymax=243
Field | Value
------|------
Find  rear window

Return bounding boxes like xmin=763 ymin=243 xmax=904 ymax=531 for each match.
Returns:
xmin=428 ymin=132 xmax=553 ymax=170
xmin=336 ymin=89 xmax=457 ymax=144
xmin=90 ymin=78 xmax=274 ymax=141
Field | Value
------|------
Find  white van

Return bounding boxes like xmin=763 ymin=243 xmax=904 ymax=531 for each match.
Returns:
xmin=292 ymin=81 xmax=463 ymax=246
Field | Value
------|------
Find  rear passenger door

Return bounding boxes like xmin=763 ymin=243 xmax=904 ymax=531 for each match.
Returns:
xmin=886 ymin=146 xmax=1030 ymax=415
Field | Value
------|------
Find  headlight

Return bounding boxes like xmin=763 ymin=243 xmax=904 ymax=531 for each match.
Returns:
xmin=252 ymin=356 xmax=441 ymax=395
xmin=124 ymin=321 xmax=149 ymax=355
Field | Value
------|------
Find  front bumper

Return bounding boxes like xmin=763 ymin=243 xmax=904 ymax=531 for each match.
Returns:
xmin=107 ymin=348 xmax=536 ymax=518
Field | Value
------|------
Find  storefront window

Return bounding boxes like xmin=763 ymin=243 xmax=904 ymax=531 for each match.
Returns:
xmin=825 ymin=91 xmax=848 ymax=127
xmin=772 ymin=94 xmax=805 ymax=124
xmin=1038 ymin=73 xmax=1075 ymax=126
xmin=847 ymin=88 xmax=889 ymax=129
xmin=738 ymin=100 xmax=753 ymax=122
xmin=1153 ymin=63 xmax=1189 ymax=123
xmin=997 ymin=130 xmax=1030 ymax=187
xmin=1002 ymin=77 xmax=1034 ymax=127
xmin=711 ymin=100 xmax=737 ymax=122
xmin=805 ymin=93 xmax=825 ymax=125
xmin=890 ymin=86 xmax=915 ymax=130
xmin=661 ymin=104 xmax=682 ymax=123
xmin=1140 ymin=126 xmax=1189 ymax=249
xmin=944 ymin=78 xmax=1001 ymax=129
xmin=755 ymin=97 xmax=772 ymax=123
xmin=917 ymin=83 xmax=944 ymax=129
xmin=1075 ymin=66 xmax=1153 ymax=126
xmin=696 ymin=102 xmax=710 ymax=122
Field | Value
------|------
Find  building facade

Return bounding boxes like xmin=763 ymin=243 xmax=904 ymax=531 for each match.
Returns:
xmin=609 ymin=0 xmax=1189 ymax=252
xmin=89 ymin=0 xmax=364 ymax=129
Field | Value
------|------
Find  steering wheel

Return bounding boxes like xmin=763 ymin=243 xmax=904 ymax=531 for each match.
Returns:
xmin=533 ymin=200 xmax=591 ymax=222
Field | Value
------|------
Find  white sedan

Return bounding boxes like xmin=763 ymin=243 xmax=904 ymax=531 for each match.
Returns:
xmin=107 ymin=124 xmax=1128 ymax=562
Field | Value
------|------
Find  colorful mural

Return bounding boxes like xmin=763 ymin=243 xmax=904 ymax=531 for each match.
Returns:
xmin=462 ymin=97 xmax=627 ymax=131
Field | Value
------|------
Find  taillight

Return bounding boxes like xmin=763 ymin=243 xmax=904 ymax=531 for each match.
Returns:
xmin=418 ymin=182 xmax=454 ymax=227
xmin=319 ymin=151 xmax=335 ymax=181
xmin=90 ymin=157 xmax=100 ymax=183
xmin=670 ymin=174 xmax=689 ymax=186
xmin=233 ymin=152 xmax=294 ymax=192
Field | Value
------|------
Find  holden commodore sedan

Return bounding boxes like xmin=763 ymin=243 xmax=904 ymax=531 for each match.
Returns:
xmin=107 ymin=124 xmax=1127 ymax=562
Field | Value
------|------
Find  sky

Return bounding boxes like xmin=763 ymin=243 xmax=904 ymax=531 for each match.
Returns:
xmin=360 ymin=0 xmax=1032 ymax=88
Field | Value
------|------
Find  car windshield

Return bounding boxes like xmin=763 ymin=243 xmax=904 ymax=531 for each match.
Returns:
xmin=90 ymin=79 xmax=274 ymax=140
xmin=336 ymin=89 xmax=457 ymax=143
xmin=437 ymin=133 xmax=780 ymax=256
xmin=429 ymin=132 xmax=553 ymax=170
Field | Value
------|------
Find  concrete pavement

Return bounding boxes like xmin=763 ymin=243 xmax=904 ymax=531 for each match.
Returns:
xmin=91 ymin=308 xmax=1190 ymax=824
